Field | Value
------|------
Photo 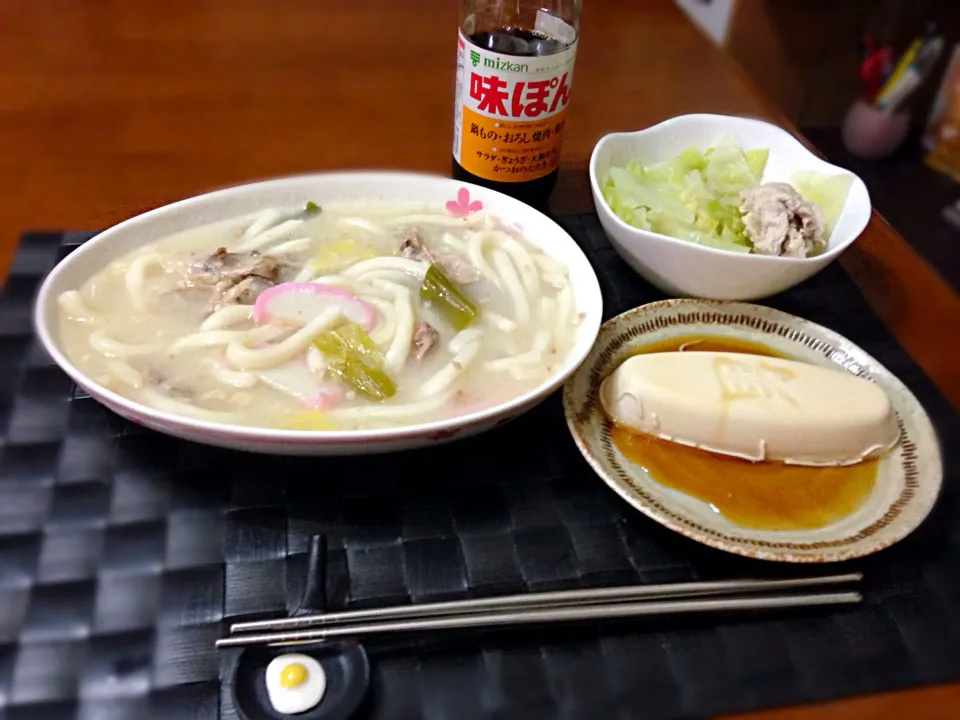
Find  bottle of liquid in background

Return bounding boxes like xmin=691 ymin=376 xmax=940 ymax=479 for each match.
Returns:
xmin=451 ymin=1 xmax=582 ymax=209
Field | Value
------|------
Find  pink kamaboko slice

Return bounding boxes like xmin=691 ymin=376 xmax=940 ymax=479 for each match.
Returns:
xmin=252 ymin=283 xmax=376 ymax=330
xmin=310 ymin=381 xmax=345 ymax=411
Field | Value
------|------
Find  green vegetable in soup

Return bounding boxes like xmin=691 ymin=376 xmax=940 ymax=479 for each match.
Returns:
xmin=282 ymin=409 xmax=339 ymax=431
xmin=327 ymin=353 xmax=396 ymax=400
xmin=419 ymin=264 xmax=479 ymax=331
xmin=314 ymin=323 xmax=383 ymax=367
xmin=310 ymin=239 xmax=378 ymax=272
xmin=304 ymin=200 xmax=322 ymax=213
xmin=313 ymin=323 xmax=394 ymax=400
xmin=335 ymin=323 xmax=385 ymax=368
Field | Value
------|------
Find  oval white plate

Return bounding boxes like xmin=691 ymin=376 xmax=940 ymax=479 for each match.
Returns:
xmin=563 ymin=299 xmax=943 ymax=563
xmin=34 ymin=171 xmax=604 ymax=456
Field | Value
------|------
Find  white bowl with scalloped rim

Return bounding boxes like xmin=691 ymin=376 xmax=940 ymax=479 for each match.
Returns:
xmin=33 ymin=172 xmax=604 ymax=456
xmin=589 ymin=114 xmax=872 ymax=301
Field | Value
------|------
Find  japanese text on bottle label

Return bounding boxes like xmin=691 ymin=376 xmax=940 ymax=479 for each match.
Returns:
xmin=452 ymin=30 xmax=577 ymax=183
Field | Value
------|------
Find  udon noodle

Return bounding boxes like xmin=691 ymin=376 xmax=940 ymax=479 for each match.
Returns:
xmin=57 ymin=201 xmax=581 ymax=430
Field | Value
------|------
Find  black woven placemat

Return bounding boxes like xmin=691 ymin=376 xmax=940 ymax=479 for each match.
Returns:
xmin=0 ymin=218 xmax=957 ymax=720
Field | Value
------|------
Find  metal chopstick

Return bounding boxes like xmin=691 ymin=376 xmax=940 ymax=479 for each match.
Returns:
xmin=216 ymin=591 xmax=862 ymax=649
xmin=229 ymin=573 xmax=862 ymax=634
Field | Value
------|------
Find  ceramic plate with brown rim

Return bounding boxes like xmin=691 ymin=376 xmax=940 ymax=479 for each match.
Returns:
xmin=563 ymin=299 xmax=943 ymax=563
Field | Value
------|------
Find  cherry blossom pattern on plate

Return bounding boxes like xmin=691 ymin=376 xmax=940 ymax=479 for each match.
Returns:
xmin=446 ymin=188 xmax=484 ymax=217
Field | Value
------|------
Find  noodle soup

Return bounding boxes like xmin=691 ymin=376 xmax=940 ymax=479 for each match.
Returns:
xmin=56 ymin=201 xmax=581 ymax=431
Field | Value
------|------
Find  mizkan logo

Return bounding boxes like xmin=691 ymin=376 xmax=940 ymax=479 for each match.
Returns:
xmin=483 ymin=56 xmax=529 ymax=73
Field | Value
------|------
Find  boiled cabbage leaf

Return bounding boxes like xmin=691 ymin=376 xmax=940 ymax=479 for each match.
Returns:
xmin=790 ymin=170 xmax=854 ymax=239
xmin=602 ymin=137 xmax=768 ymax=253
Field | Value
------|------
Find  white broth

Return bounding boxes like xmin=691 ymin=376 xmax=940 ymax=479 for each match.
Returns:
xmin=57 ymin=202 xmax=581 ymax=430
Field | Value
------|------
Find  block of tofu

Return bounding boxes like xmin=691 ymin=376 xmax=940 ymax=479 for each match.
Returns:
xmin=600 ymin=351 xmax=899 ymax=466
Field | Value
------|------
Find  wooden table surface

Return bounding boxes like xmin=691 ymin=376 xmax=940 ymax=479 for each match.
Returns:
xmin=0 ymin=0 xmax=957 ymax=717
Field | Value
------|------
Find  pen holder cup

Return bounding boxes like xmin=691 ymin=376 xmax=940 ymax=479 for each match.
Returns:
xmin=842 ymin=99 xmax=911 ymax=161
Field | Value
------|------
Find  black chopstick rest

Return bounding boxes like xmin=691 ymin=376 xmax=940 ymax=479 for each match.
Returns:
xmin=296 ymin=533 xmax=329 ymax=616
xmin=230 ymin=534 xmax=371 ymax=720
